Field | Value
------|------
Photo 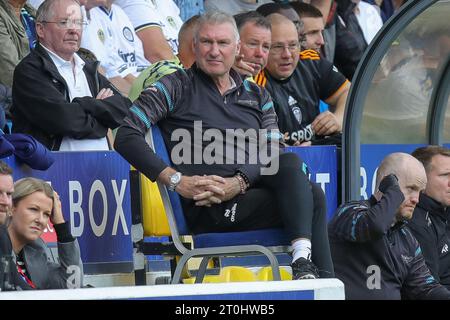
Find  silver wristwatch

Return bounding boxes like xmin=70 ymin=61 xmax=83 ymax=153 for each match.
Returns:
xmin=168 ymin=172 xmax=182 ymax=192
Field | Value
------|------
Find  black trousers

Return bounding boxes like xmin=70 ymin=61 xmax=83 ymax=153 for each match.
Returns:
xmin=182 ymin=152 xmax=334 ymax=277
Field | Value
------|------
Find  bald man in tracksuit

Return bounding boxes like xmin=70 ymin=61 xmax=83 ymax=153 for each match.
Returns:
xmin=329 ymin=153 xmax=450 ymax=300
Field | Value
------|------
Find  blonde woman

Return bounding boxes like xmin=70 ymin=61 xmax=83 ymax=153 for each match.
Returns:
xmin=0 ymin=177 xmax=82 ymax=290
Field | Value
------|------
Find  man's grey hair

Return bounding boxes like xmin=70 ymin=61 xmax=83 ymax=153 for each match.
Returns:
xmin=36 ymin=0 xmax=81 ymax=23
xmin=194 ymin=11 xmax=240 ymax=43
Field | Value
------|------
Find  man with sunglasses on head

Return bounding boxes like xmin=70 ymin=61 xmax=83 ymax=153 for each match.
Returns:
xmin=11 ymin=0 xmax=131 ymax=151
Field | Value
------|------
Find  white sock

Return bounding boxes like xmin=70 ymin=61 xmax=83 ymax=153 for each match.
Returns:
xmin=292 ymin=239 xmax=312 ymax=262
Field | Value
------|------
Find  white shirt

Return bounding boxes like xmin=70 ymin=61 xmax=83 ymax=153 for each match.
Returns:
xmin=81 ymin=5 xmax=150 ymax=78
xmin=114 ymin=0 xmax=183 ymax=55
xmin=27 ymin=0 xmax=43 ymax=9
xmin=356 ymin=1 xmax=383 ymax=44
xmin=204 ymin=0 xmax=274 ymax=15
xmin=41 ymin=45 xmax=109 ymax=151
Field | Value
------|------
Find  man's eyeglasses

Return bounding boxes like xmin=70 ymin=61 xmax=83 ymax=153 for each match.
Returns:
xmin=41 ymin=19 xmax=88 ymax=29
xmin=270 ymin=42 xmax=300 ymax=54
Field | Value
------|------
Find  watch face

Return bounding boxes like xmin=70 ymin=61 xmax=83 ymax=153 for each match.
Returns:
xmin=170 ymin=172 xmax=181 ymax=184
xmin=169 ymin=172 xmax=181 ymax=191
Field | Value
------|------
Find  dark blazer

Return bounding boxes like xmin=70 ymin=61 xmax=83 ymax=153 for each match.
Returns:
xmin=11 ymin=44 xmax=131 ymax=150
xmin=21 ymin=237 xmax=83 ymax=289
xmin=409 ymin=193 xmax=450 ymax=289
xmin=329 ymin=185 xmax=450 ymax=300
xmin=0 ymin=224 xmax=83 ymax=290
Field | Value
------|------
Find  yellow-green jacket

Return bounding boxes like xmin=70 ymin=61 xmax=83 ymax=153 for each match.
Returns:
xmin=0 ymin=1 xmax=35 ymax=87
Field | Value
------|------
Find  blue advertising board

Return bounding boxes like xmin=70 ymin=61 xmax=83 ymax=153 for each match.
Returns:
xmin=0 ymin=279 xmax=345 ymax=300
xmin=3 ymin=146 xmax=338 ymax=272
xmin=285 ymin=146 xmax=338 ymax=220
xmin=3 ymin=143 xmax=442 ymax=273
xmin=4 ymin=152 xmax=133 ymax=274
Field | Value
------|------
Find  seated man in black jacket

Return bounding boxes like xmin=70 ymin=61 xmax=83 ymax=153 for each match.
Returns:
xmin=409 ymin=146 xmax=450 ymax=289
xmin=0 ymin=161 xmax=13 ymax=226
xmin=329 ymin=152 xmax=450 ymax=299
xmin=0 ymin=224 xmax=26 ymax=291
xmin=11 ymin=0 xmax=131 ymax=151
xmin=115 ymin=11 xmax=334 ymax=280
xmin=0 ymin=161 xmax=20 ymax=290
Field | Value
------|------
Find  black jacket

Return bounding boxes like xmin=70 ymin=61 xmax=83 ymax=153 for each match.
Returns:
xmin=409 ymin=193 xmax=450 ymax=288
xmin=0 ymin=224 xmax=29 ymax=291
xmin=334 ymin=0 xmax=368 ymax=80
xmin=115 ymin=64 xmax=279 ymax=184
xmin=329 ymin=184 xmax=450 ymax=300
xmin=255 ymin=50 xmax=348 ymax=145
xmin=11 ymin=44 xmax=131 ymax=150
